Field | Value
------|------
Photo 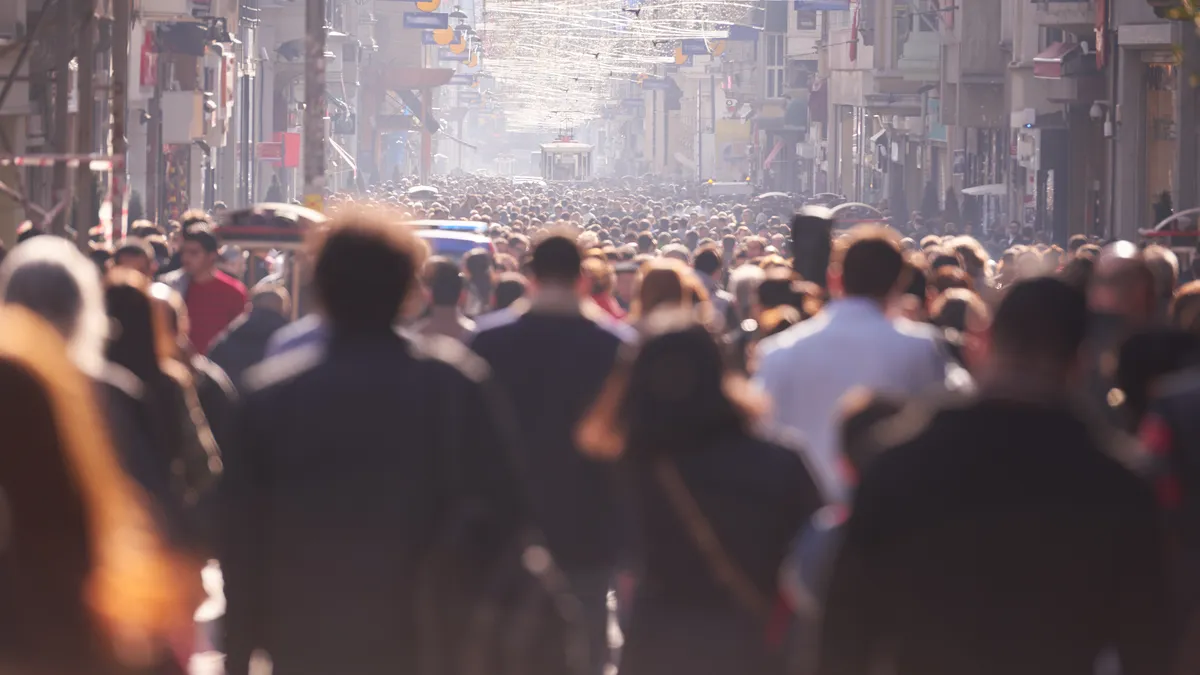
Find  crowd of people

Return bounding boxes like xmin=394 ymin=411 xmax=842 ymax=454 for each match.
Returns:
xmin=1 ymin=174 xmax=1199 ymax=675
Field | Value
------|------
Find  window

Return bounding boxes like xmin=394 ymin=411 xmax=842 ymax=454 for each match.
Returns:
xmin=765 ymin=1 xmax=789 ymax=31
xmin=797 ymin=10 xmax=817 ymax=30
xmin=765 ymin=33 xmax=786 ymax=98
xmin=1040 ymin=26 xmax=1065 ymax=50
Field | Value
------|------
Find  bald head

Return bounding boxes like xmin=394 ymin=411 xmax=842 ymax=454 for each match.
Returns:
xmin=1089 ymin=242 xmax=1157 ymax=327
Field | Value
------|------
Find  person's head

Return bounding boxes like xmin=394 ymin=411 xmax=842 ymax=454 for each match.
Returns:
xmin=1169 ymin=280 xmax=1200 ymax=336
xmin=218 ymin=244 xmax=246 ymax=280
xmin=1089 ymin=241 xmax=1157 ymax=327
xmin=693 ymin=245 xmax=723 ymax=280
xmin=635 ymin=230 xmax=655 ymax=255
xmin=1067 ymin=234 xmax=1088 ymax=256
xmin=829 ymin=226 xmax=909 ymax=303
xmin=250 ymin=283 xmax=291 ymax=318
xmin=1143 ymin=244 xmax=1180 ymax=309
xmin=529 ymin=231 xmax=584 ymax=292
xmin=613 ymin=262 xmax=639 ymax=303
xmin=104 ymin=269 xmax=173 ymax=382
xmin=493 ymin=272 xmax=528 ymax=310
xmin=947 ymin=236 xmax=988 ymax=280
xmin=0 ymin=235 xmax=108 ymax=377
xmin=112 ymin=238 xmax=156 ymax=277
xmin=180 ymin=226 xmax=221 ymax=278
xmin=728 ymin=263 xmax=765 ymax=320
xmin=423 ymin=256 xmax=466 ymax=309
xmin=576 ymin=309 xmax=766 ymax=460
xmin=985 ymin=276 xmax=1088 ymax=385
xmin=0 ymin=305 xmax=195 ymax=670
xmin=634 ymin=259 xmax=707 ymax=318
xmin=745 ymin=236 xmax=767 ymax=259
xmin=313 ymin=207 xmax=426 ymax=334
xmin=930 ymin=288 xmax=991 ymax=372
xmin=928 ymin=266 xmax=973 ymax=305
xmin=463 ymin=248 xmax=494 ymax=285
xmin=582 ymin=257 xmax=616 ymax=298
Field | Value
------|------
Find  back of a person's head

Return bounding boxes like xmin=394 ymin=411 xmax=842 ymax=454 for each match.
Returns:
xmin=180 ymin=208 xmax=212 ymax=230
xmin=931 ymin=288 xmax=990 ymax=335
xmin=578 ymin=310 xmax=763 ymax=459
xmin=530 ymin=231 xmax=583 ymax=285
xmin=582 ymin=257 xmax=614 ymax=296
xmin=494 ymin=273 xmax=528 ymax=310
xmin=1171 ymin=280 xmax=1200 ymax=336
xmin=1067 ymin=234 xmax=1088 ymax=254
xmin=930 ymin=265 xmax=973 ymax=295
xmin=948 ymin=236 xmax=988 ymax=276
xmin=693 ymin=245 xmax=723 ymax=276
xmin=835 ymin=226 xmax=907 ymax=300
xmin=0 ymin=236 xmax=107 ymax=377
xmin=636 ymin=259 xmax=689 ymax=317
xmin=1143 ymin=244 xmax=1180 ymax=301
xmin=0 ymin=341 xmax=97 ymax=669
xmin=757 ymin=267 xmax=796 ymax=310
xmin=424 ymin=256 xmax=465 ymax=308
xmin=314 ymin=208 xmax=425 ymax=333
xmin=250 ymin=284 xmax=291 ymax=316
xmin=0 ymin=305 xmax=193 ymax=662
xmin=991 ymin=276 xmax=1087 ymax=368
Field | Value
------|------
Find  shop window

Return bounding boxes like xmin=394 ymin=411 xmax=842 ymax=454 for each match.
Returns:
xmin=1145 ymin=62 xmax=1177 ymax=224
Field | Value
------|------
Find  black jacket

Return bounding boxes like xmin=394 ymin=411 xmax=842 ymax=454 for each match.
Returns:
xmin=818 ymin=396 xmax=1171 ymax=675
xmin=208 ymin=309 xmax=290 ymax=391
xmin=619 ymin=434 xmax=823 ymax=675
xmin=470 ymin=304 xmax=629 ymax=571
xmin=220 ymin=331 xmax=526 ymax=675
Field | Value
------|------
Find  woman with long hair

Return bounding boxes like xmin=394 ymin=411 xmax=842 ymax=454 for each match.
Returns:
xmin=0 ymin=305 xmax=200 ymax=674
xmin=105 ymin=269 xmax=222 ymax=554
xmin=577 ymin=310 xmax=825 ymax=675
xmin=629 ymin=259 xmax=712 ymax=327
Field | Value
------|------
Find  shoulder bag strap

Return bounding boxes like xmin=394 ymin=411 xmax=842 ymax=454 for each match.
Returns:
xmin=654 ymin=457 xmax=772 ymax=621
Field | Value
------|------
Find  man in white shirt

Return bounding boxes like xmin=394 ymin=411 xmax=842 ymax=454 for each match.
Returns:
xmin=756 ymin=226 xmax=964 ymax=497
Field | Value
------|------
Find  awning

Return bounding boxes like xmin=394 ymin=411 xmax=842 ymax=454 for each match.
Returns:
xmin=327 ymin=137 xmax=357 ymax=176
xmin=1033 ymin=42 xmax=1096 ymax=79
xmin=762 ymin=140 xmax=784 ymax=169
xmin=961 ymin=183 xmax=1007 ymax=197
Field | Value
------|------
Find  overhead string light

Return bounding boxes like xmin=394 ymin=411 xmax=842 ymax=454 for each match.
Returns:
xmin=480 ymin=0 xmax=754 ymax=131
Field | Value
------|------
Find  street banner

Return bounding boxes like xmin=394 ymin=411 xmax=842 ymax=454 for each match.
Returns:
xmin=439 ymin=48 xmax=470 ymax=61
xmin=681 ymin=39 xmax=708 ymax=55
xmin=641 ymin=78 xmax=672 ymax=91
xmin=403 ymin=12 xmax=449 ymax=29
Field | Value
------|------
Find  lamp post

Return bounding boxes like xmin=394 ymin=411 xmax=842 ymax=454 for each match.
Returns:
xmin=303 ymin=0 xmax=326 ymax=212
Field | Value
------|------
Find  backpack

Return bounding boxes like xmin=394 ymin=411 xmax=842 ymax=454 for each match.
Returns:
xmin=413 ymin=343 xmax=591 ymax=675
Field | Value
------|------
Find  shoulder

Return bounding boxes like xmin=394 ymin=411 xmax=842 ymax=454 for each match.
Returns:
xmin=756 ymin=315 xmax=829 ymax=362
xmin=212 ymin=270 xmax=248 ymax=296
xmin=242 ymin=343 xmax=326 ymax=395
xmin=407 ymin=331 xmax=492 ymax=385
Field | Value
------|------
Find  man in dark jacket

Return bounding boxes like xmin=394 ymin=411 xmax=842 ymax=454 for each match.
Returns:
xmin=220 ymin=213 xmax=526 ymax=675
xmin=208 ymin=285 xmax=292 ymax=390
xmin=819 ymin=277 xmax=1172 ymax=675
xmin=470 ymin=232 xmax=633 ymax=675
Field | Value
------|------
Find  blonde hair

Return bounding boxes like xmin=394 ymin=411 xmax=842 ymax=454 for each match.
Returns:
xmin=0 ymin=306 xmax=201 ymax=663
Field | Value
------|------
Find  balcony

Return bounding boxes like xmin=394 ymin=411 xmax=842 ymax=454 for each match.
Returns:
xmin=1033 ymin=0 xmax=1095 ymax=28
